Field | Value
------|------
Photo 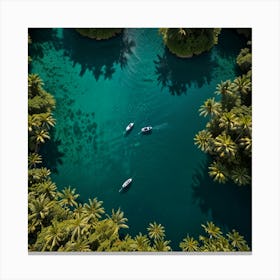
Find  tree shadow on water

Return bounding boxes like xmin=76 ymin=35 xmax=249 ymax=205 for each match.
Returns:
xmin=28 ymin=28 xmax=62 ymax=60
xmin=40 ymin=128 xmax=65 ymax=174
xmin=62 ymin=29 xmax=135 ymax=80
xmin=215 ymin=29 xmax=248 ymax=60
xmin=29 ymin=28 xmax=58 ymax=43
xmin=191 ymin=158 xmax=252 ymax=247
xmin=154 ymin=48 xmax=218 ymax=96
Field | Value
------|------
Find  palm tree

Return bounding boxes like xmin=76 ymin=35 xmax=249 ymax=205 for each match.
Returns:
xmin=36 ymin=180 xmax=57 ymax=199
xmin=89 ymin=219 xmax=118 ymax=248
xmin=106 ymin=208 xmax=128 ymax=234
xmin=28 ymin=153 xmax=42 ymax=168
xmin=147 ymin=222 xmax=165 ymax=240
xmin=194 ymin=130 xmax=213 ymax=152
xmin=28 ymin=168 xmax=49 ymax=185
xmin=214 ymin=236 xmax=233 ymax=252
xmin=215 ymin=80 xmax=233 ymax=96
xmin=134 ymin=233 xmax=151 ymax=251
xmin=178 ymin=28 xmax=187 ymax=38
xmin=28 ymin=218 xmax=38 ymax=234
xmin=218 ymin=111 xmax=239 ymax=132
xmin=232 ymin=75 xmax=251 ymax=95
xmin=69 ymin=216 xmax=90 ymax=241
xmin=110 ymin=234 xmax=136 ymax=252
xmin=73 ymin=203 xmax=85 ymax=218
xmin=208 ymin=161 xmax=227 ymax=183
xmin=28 ymin=194 xmax=55 ymax=226
xmin=201 ymin=222 xmax=222 ymax=238
xmin=58 ymin=186 xmax=79 ymax=208
xmin=239 ymin=137 xmax=252 ymax=152
xmin=236 ymin=114 xmax=252 ymax=136
xmin=82 ymin=198 xmax=105 ymax=222
xmin=179 ymin=235 xmax=199 ymax=251
xmin=43 ymin=220 xmax=65 ymax=251
xmin=63 ymin=239 xmax=91 ymax=252
xmin=153 ymin=239 xmax=171 ymax=252
xmin=28 ymin=114 xmax=41 ymax=132
xmin=28 ymin=74 xmax=44 ymax=97
xmin=214 ymin=133 xmax=237 ymax=158
xmin=226 ymin=229 xmax=247 ymax=250
xmin=28 ymin=167 xmax=51 ymax=184
xmin=201 ymin=236 xmax=231 ymax=252
xmin=199 ymin=98 xmax=221 ymax=117
xmin=215 ymin=80 xmax=241 ymax=111
xmin=34 ymin=129 xmax=50 ymax=144
xmin=231 ymin=167 xmax=251 ymax=186
xmin=31 ymin=128 xmax=50 ymax=153
xmin=39 ymin=112 xmax=56 ymax=130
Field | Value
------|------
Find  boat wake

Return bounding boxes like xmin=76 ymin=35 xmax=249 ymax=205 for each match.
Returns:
xmin=152 ymin=122 xmax=168 ymax=130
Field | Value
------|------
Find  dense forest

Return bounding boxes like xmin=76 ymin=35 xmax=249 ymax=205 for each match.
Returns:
xmin=194 ymin=41 xmax=252 ymax=185
xmin=159 ymin=28 xmax=221 ymax=57
xmin=76 ymin=28 xmax=123 ymax=40
xmin=28 ymin=28 xmax=251 ymax=252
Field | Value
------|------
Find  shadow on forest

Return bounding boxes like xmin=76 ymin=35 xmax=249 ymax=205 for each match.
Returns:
xmin=61 ymin=29 xmax=135 ymax=80
xmin=40 ymin=128 xmax=65 ymax=174
xmin=154 ymin=48 xmax=218 ymax=96
xmin=191 ymin=157 xmax=252 ymax=246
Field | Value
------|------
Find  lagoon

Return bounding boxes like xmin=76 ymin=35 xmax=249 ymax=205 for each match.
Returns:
xmin=29 ymin=28 xmax=251 ymax=250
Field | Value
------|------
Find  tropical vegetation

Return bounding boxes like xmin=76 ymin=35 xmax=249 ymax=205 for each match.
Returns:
xmin=28 ymin=32 xmax=250 ymax=252
xmin=194 ymin=45 xmax=252 ymax=186
xmin=76 ymin=28 xmax=122 ymax=40
xmin=28 ymin=71 xmax=250 ymax=252
xmin=159 ymin=28 xmax=221 ymax=58
xmin=180 ymin=222 xmax=250 ymax=252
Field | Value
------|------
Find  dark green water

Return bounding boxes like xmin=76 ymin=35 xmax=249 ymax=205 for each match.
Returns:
xmin=29 ymin=28 xmax=251 ymax=250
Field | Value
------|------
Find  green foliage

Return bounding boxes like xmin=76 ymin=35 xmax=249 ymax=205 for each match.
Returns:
xmin=58 ymin=187 xmax=80 ymax=208
xmin=28 ymin=72 xmax=56 ymax=153
xmin=28 ymin=33 xmax=32 ymax=64
xmin=194 ymin=50 xmax=252 ymax=186
xmin=28 ymin=48 xmax=249 ymax=253
xmin=134 ymin=233 xmax=152 ymax=251
xmin=180 ymin=222 xmax=250 ymax=252
xmin=194 ymin=130 xmax=213 ymax=152
xmin=236 ymin=48 xmax=252 ymax=73
xmin=83 ymin=198 xmax=105 ymax=221
xmin=106 ymin=208 xmax=129 ymax=232
xmin=179 ymin=235 xmax=199 ymax=252
xmin=76 ymin=28 xmax=122 ymax=40
xmin=199 ymin=98 xmax=221 ymax=117
xmin=208 ymin=161 xmax=228 ymax=183
xmin=28 ymin=153 xmax=42 ymax=168
xmin=159 ymin=28 xmax=221 ymax=57
xmin=147 ymin=222 xmax=165 ymax=240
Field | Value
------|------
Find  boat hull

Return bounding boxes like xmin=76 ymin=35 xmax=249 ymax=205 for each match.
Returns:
xmin=125 ymin=123 xmax=134 ymax=132
xmin=141 ymin=126 xmax=152 ymax=133
xmin=119 ymin=178 xmax=133 ymax=192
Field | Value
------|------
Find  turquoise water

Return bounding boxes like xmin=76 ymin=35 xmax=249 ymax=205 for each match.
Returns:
xmin=29 ymin=28 xmax=251 ymax=250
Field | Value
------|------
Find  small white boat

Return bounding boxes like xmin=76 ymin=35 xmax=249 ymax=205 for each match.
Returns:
xmin=126 ymin=122 xmax=134 ymax=132
xmin=119 ymin=178 xmax=133 ymax=192
xmin=141 ymin=126 xmax=152 ymax=133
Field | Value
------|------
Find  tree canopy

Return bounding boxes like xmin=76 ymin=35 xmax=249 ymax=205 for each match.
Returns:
xmin=194 ymin=47 xmax=252 ymax=186
xmin=159 ymin=28 xmax=221 ymax=58
xmin=76 ymin=28 xmax=122 ymax=40
xmin=28 ymin=32 xmax=250 ymax=252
